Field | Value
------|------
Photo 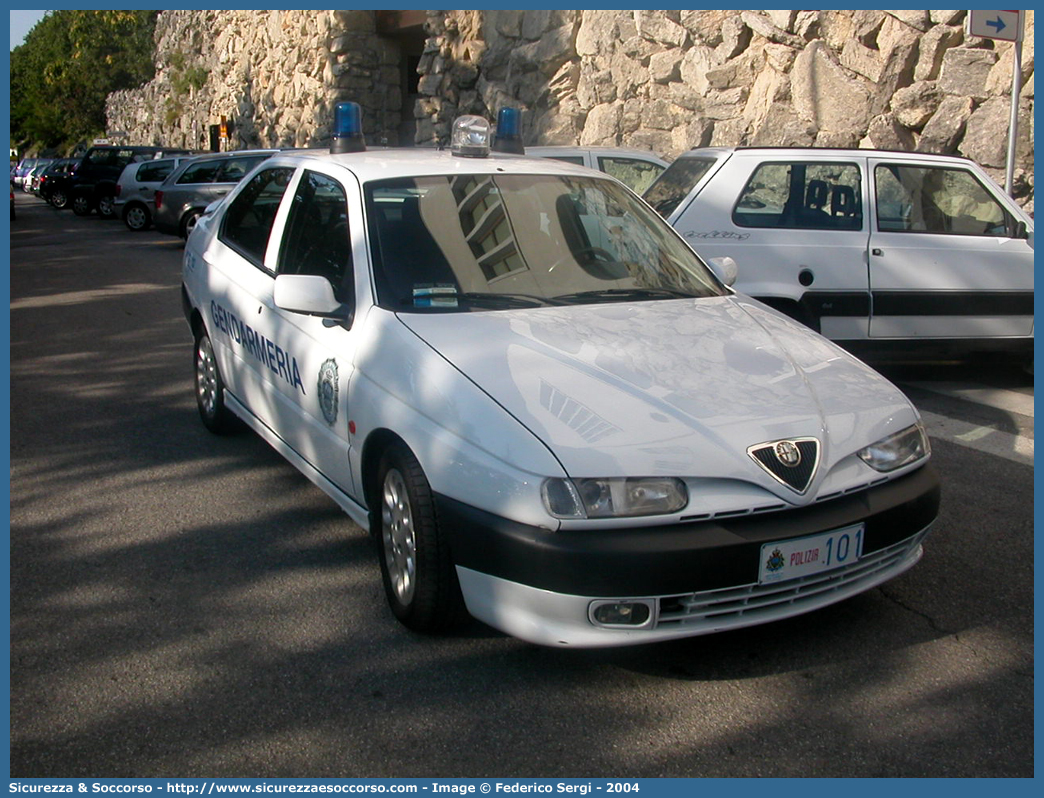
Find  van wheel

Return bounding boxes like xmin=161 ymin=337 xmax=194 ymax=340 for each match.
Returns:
xmin=194 ymin=330 xmax=239 ymax=434
xmin=376 ymin=443 xmax=466 ymax=633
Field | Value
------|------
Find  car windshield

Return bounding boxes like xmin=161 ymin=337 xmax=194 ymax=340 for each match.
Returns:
xmin=365 ymin=173 xmax=724 ymax=312
xmin=642 ymin=157 xmax=718 ymax=218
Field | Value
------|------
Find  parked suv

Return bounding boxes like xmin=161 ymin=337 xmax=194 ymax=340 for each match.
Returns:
xmin=645 ymin=147 xmax=1034 ymax=360
xmin=69 ymin=145 xmax=192 ymax=218
xmin=154 ymin=149 xmax=278 ymax=238
xmin=527 ymin=145 xmax=668 ymax=194
xmin=114 ymin=155 xmax=196 ymax=231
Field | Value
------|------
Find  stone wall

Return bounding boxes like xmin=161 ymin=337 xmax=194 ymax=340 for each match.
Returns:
xmin=107 ymin=9 xmax=1034 ymax=210
xmin=419 ymin=9 xmax=1034 ymax=210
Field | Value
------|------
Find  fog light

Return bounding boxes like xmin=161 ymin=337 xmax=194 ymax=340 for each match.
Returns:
xmin=591 ymin=601 xmax=652 ymax=627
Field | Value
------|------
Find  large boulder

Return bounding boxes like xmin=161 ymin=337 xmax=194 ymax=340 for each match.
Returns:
xmin=791 ymin=41 xmax=871 ymax=137
xmin=938 ymin=48 xmax=998 ymax=100
xmin=918 ymin=95 xmax=974 ymax=152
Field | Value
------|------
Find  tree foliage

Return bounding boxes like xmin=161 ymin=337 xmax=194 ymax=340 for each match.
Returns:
xmin=10 ymin=10 xmax=158 ymax=154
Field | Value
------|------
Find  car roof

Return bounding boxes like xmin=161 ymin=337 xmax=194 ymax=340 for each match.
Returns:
xmin=527 ymin=145 xmax=669 ymax=164
xmin=678 ymin=146 xmax=981 ymax=166
xmin=260 ymin=147 xmax=612 ymax=184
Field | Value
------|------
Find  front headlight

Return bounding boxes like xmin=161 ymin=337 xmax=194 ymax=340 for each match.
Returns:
xmin=858 ymin=422 xmax=930 ymax=472
xmin=541 ymin=477 xmax=688 ymax=519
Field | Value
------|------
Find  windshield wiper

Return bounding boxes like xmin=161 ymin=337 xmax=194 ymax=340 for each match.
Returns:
xmin=551 ymin=287 xmax=700 ymax=304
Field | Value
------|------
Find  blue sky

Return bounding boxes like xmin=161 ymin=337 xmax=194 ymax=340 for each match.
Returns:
xmin=9 ymin=9 xmax=49 ymax=50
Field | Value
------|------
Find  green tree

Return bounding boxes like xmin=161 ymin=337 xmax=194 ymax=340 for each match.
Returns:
xmin=10 ymin=10 xmax=158 ymax=153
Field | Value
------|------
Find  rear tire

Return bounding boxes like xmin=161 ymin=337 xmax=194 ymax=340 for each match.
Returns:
xmin=375 ymin=443 xmax=466 ymax=633
xmin=50 ymin=189 xmax=68 ymax=209
xmin=123 ymin=203 xmax=151 ymax=231
xmin=194 ymin=330 xmax=239 ymax=434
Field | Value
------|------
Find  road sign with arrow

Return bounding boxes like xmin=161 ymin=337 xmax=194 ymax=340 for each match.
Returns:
xmin=966 ymin=10 xmax=1024 ymax=42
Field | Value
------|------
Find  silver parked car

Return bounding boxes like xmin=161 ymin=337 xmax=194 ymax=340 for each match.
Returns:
xmin=114 ymin=155 xmax=195 ymax=231
xmin=153 ymin=149 xmax=278 ymax=238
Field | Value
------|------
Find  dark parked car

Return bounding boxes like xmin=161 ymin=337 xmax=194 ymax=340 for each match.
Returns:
xmin=69 ymin=145 xmax=192 ymax=218
xmin=36 ymin=158 xmax=79 ymax=205
xmin=38 ymin=157 xmax=81 ymax=208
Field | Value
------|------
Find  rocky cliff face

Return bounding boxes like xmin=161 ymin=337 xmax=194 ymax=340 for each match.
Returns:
xmin=107 ymin=9 xmax=1034 ymax=210
xmin=106 ymin=10 xmax=402 ymax=150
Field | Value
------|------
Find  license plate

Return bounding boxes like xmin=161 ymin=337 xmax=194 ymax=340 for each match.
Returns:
xmin=759 ymin=524 xmax=865 ymax=584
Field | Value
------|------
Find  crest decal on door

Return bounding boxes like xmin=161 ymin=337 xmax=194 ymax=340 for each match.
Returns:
xmin=318 ymin=359 xmax=339 ymax=426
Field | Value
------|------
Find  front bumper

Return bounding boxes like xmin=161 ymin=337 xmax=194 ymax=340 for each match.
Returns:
xmin=440 ymin=464 xmax=940 ymax=647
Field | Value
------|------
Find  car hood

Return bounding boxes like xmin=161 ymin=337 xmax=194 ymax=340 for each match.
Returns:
xmin=398 ymin=296 xmax=916 ymax=501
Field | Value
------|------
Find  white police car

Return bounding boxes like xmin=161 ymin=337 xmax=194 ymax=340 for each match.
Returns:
xmin=182 ymin=105 xmax=940 ymax=648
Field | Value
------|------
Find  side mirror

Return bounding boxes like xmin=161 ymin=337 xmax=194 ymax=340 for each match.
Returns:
xmin=707 ymin=255 xmax=738 ymax=287
xmin=274 ymin=274 xmax=345 ymax=317
xmin=1027 ymin=229 xmax=1034 ymax=250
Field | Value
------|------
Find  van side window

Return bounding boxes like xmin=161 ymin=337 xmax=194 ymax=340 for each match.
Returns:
xmin=219 ymin=167 xmax=295 ymax=267
xmin=874 ymin=164 xmax=1012 ymax=236
xmin=733 ymin=162 xmax=862 ymax=230
xmin=278 ymin=171 xmax=354 ymax=304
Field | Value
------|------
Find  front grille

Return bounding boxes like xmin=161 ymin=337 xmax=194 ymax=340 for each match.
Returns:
xmin=654 ymin=528 xmax=929 ymax=632
xmin=748 ymin=438 xmax=820 ymax=493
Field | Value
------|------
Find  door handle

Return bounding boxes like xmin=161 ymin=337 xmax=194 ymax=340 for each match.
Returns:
xmin=871 ymin=248 xmax=883 ymax=256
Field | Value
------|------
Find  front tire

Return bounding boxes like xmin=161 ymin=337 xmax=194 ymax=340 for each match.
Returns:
xmin=123 ymin=202 xmax=151 ymax=231
xmin=376 ymin=443 xmax=466 ymax=633
xmin=194 ymin=330 xmax=239 ymax=434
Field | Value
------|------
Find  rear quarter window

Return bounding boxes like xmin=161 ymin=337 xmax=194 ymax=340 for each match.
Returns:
xmin=643 ymin=157 xmax=716 ymax=218
xmin=732 ymin=162 xmax=863 ymax=231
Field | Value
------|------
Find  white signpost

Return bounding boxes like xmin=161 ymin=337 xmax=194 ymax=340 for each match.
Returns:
xmin=966 ymin=10 xmax=1026 ymax=195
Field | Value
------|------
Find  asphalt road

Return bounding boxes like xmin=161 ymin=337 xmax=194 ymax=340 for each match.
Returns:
xmin=8 ymin=191 xmax=1034 ymax=778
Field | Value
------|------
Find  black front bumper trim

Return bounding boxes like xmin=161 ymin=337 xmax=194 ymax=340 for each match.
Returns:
xmin=437 ymin=464 xmax=940 ymax=597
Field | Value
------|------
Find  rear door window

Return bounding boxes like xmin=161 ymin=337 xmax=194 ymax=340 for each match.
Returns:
xmin=217 ymin=155 xmax=268 ymax=184
xmin=178 ymin=160 xmax=223 ymax=185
